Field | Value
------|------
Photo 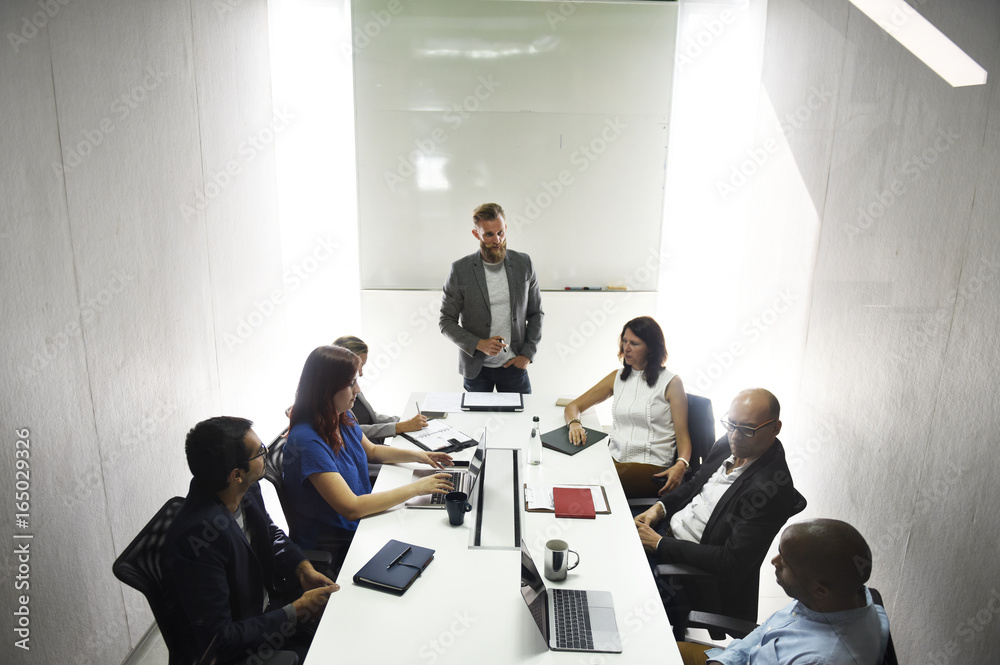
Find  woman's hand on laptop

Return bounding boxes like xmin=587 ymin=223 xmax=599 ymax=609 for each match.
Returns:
xmin=416 ymin=451 xmax=454 ymax=469
xmin=414 ymin=472 xmax=455 ymax=496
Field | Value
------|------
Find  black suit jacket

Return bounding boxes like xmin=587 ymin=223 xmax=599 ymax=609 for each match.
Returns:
xmin=162 ymin=480 xmax=306 ymax=665
xmin=655 ymin=435 xmax=803 ymax=620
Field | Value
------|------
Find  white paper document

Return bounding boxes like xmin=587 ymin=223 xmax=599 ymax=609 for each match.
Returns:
xmin=420 ymin=392 xmax=465 ymax=413
xmin=401 ymin=419 xmax=474 ymax=451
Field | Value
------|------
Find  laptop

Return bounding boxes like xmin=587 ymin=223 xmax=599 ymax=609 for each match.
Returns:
xmin=405 ymin=429 xmax=487 ymax=508
xmin=519 ymin=539 xmax=622 ymax=653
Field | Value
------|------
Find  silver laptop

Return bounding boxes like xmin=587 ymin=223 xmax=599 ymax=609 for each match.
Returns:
xmin=519 ymin=539 xmax=622 ymax=653
xmin=405 ymin=429 xmax=487 ymax=508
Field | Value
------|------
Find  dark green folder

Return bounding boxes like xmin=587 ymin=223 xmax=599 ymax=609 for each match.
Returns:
xmin=540 ymin=425 xmax=608 ymax=456
xmin=353 ymin=539 xmax=434 ymax=595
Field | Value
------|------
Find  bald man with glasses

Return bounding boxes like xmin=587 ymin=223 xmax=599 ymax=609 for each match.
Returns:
xmin=635 ymin=388 xmax=805 ymax=638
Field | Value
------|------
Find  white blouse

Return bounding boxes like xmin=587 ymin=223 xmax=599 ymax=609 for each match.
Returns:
xmin=609 ymin=367 xmax=677 ymax=466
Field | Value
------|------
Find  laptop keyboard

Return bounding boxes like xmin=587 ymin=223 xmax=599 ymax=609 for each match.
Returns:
xmin=551 ymin=589 xmax=593 ymax=650
xmin=429 ymin=471 xmax=464 ymax=504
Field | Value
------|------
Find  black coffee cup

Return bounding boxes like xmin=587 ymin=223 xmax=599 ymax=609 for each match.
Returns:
xmin=445 ymin=491 xmax=472 ymax=526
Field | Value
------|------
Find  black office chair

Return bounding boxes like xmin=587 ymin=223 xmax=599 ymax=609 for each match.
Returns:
xmin=112 ymin=497 xmax=187 ymax=662
xmin=687 ymin=586 xmax=898 ymax=665
xmin=263 ymin=431 xmax=335 ymax=576
xmin=664 ymin=489 xmax=806 ymax=638
xmin=627 ymin=392 xmax=713 ymax=508
xmin=684 ymin=393 xmax=715 ymax=480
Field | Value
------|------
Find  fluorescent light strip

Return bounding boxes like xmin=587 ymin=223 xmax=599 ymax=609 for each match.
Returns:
xmin=849 ymin=0 xmax=987 ymax=87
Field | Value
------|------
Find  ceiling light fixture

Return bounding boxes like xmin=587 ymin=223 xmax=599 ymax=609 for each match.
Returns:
xmin=849 ymin=0 xmax=987 ymax=87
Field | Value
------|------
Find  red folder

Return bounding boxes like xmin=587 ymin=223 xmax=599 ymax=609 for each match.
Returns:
xmin=553 ymin=487 xmax=596 ymax=519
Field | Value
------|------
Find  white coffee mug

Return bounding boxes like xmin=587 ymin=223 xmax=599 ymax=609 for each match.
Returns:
xmin=544 ymin=539 xmax=580 ymax=581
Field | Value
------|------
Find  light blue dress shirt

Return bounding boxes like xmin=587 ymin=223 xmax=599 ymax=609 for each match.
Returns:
xmin=706 ymin=587 xmax=889 ymax=665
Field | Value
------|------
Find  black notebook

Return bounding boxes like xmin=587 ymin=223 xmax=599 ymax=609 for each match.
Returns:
xmin=541 ymin=425 xmax=608 ymax=456
xmin=353 ymin=539 xmax=435 ymax=595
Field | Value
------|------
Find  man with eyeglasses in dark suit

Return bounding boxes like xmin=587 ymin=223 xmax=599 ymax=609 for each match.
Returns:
xmin=162 ymin=417 xmax=339 ymax=664
xmin=634 ymin=388 xmax=805 ymax=639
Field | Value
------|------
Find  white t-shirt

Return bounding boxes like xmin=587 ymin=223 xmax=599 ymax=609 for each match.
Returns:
xmin=482 ymin=259 xmax=514 ymax=367
xmin=669 ymin=455 xmax=753 ymax=543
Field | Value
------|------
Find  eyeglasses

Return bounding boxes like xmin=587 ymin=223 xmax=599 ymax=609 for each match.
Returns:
xmin=247 ymin=442 xmax=266 ymax=462
xmin=720 ymin=417 xmax=777 ymax=438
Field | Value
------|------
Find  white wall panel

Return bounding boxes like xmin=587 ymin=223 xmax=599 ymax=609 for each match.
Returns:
xmin=358 ymin=289 xmax=657 ymax=418
xmin=1 ymin=0 xmax=290 ymax=661
xmin=357 ymin=109 xmax=669 ymax=289
xmin=353 ymin=0 xmax=677 ymax=290
xmin=0 ymin=2 xmax=128 ymax=661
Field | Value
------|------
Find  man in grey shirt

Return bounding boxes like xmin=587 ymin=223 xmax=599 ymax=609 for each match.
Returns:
xmin=439 ymin=203 xmax=543 ymax=393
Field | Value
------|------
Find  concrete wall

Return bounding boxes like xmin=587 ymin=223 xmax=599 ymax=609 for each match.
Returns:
xmin=756 ymin=0 xmax=1000 ymax=662
xmin=0 ymin=0 xmax=355 ymax=662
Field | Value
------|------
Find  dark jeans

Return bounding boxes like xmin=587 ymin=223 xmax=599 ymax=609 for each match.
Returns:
xmin=463 ymin=365 xmax=532 ymax=393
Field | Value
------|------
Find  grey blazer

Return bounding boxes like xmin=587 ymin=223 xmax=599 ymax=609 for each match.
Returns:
xmin=350 ymin=392 xmax=398 ymax=444
xmin=439 ymin=249 xmax=543 ymax=379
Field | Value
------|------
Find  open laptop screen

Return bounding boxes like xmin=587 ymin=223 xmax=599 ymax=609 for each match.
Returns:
xmin=519 ymin=539 xmax=549 ymax=640
xmin=465 ymin=429 xmax=487 ymax=496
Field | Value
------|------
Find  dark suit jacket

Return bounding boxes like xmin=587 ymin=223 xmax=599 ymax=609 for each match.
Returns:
xmin=439 ymin=248 xmax=543 ymax=378
xmin=655 ymin=435 xmax=804 ymax=620
xmin=161 ymin=480 xmax=306 ymax=665
xmin=350 ymin=392 xmax=397 ymax=444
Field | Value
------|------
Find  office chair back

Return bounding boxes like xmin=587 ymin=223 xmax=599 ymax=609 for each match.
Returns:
xmin=869 ymin=588 xmax=898 ymax=665
xmin=112 ymin=496 xmax=185 ymax=659
xmin=685 ymin=394 xmax=714 ymax=479
xmin=658 ymin=486 xmax=808 ymax=639
xmin=263 ymin=429 xmax=336 ymax=577
xmin=263 ymin=430 xmax=289 ymax=493
xmin=690 ymin=584 xmax=897 ymax=664
xmin=263 ymin=430 xmax=300 ymax=535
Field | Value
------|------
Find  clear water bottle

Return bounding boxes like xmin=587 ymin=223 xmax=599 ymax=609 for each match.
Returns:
xmin=527 ymin=416 xmax=542 ymax=465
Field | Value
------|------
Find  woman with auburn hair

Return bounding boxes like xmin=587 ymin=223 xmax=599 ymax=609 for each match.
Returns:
xmin=563 ymin=316 xmax=692 ymax=499
xmin=282 ymin=346 xmax=454 ymax=574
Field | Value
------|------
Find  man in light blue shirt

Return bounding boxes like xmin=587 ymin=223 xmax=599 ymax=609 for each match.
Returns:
xmin=678 ymin=518 xmax=890 ymax=665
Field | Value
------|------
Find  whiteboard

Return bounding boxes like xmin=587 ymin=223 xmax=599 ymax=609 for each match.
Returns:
xmin=353 ymin=0 xmax=678 ymax=290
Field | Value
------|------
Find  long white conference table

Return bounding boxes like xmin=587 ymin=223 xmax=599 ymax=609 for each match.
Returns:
xmin=304 ymin=394 xmax=682 ymax=664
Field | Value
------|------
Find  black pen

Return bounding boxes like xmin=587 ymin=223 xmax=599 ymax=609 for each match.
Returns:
xmin=387 ymin=546 xmax=411 ymax=569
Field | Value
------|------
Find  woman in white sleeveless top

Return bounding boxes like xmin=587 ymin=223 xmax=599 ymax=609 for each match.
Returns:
xmin=563 ymin=316 xmax=692 ymax=498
